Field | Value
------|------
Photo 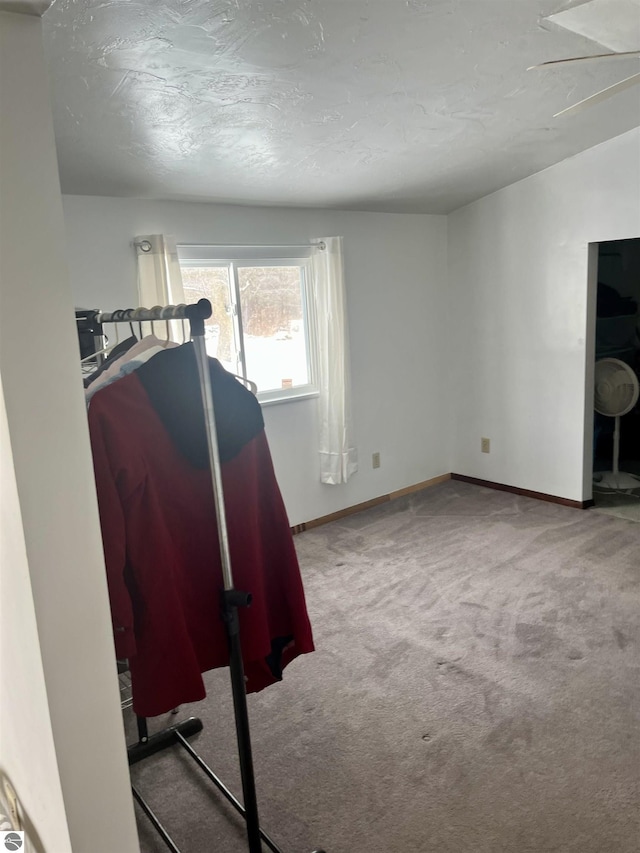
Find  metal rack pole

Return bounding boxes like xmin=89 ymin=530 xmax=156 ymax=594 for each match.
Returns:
xmin=187 ymin=303 xmax=263 ymax=853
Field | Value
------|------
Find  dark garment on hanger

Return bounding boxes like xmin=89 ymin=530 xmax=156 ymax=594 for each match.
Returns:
xmin=135 ymin=343 xmax=263 ymax=467
xmin=83 ymin=335 xmax=138 ymax=388
xmin=88 ymin=344 xmax=314 ymax=717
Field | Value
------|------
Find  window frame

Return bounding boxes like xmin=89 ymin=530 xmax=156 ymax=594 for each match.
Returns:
xmin=178 ymin=245 xmax=319 ymax=405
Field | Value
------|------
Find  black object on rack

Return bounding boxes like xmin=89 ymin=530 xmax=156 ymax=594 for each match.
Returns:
xmin=75 ymin=308 xmax=106 ymax=361
xmin=83 ymin=300 xmax=325 ymax=853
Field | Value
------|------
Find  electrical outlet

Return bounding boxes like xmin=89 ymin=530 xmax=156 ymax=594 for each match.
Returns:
xmin=372 ymin=452 xmax=381 ymax=469
xmin=481 ymin=437 xmax=490 ymax=454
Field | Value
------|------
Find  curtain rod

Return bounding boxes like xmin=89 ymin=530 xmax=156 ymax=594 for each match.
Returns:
xmin=176 ymin=241 xmax=326 ymax=250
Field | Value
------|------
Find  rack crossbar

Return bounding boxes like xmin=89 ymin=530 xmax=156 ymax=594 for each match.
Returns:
xmin=127 ymin=717 xmax=203 ymax=766
xmin=176 ymin=732 xmax=284 ymax=853
xmin=95 ymin=299 xmax=212 ymax=326
xmin=132 ymin=785 xmax=181 ymax=853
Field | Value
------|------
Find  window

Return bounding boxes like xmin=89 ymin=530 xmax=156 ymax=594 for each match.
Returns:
xmin=178 ymin=245 xmax=317 ymax=403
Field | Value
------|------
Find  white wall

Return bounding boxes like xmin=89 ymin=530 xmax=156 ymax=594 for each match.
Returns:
xmin=0 ymin=372 xmax=71 ymax=853
xmin=0 ymin=12 xmax=139 ymax=852
xmin=62 ymin=196 xmax=450 ymax=525
xmin=448 ymin=127 xmax=640 ymax=502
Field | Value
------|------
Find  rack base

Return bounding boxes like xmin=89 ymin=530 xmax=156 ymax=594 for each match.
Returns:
xmin=128 ymin=717 xmax=203 ymax=765
xmin=128 ymin=717 xmax=326 ymax=853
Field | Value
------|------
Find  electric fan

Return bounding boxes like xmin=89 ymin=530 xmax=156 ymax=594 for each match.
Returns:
xmin=594 ymin=358 xmax=640 ymax=491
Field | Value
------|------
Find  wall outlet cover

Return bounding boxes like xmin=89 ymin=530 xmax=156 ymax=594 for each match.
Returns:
xmin=481 ymin=438 xmax=490 ymax=453
xmin=372 ymin=452 xmax=381 ymax=468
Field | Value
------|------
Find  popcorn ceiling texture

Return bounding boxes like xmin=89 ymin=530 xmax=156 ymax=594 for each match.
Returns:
xmin=43 ymin=0 xmax=640 ymax=212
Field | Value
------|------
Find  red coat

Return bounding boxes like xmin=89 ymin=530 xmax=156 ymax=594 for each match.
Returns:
xmin=88 ymin=345 xmax=314 ymax=717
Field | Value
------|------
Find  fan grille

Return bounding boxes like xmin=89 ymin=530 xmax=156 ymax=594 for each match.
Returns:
xmin=594 ymin=358 xmax=639 ymax=417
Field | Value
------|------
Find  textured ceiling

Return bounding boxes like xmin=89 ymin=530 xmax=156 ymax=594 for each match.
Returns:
xmin=42 ymin=0 xmax=640 ymax=213
xmin=548 ymin=0 xmax=640 ymax=51
xmin=0 ymin=0 xmax=51 ymax=14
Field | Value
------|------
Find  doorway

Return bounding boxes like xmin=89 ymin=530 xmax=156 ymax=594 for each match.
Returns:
xmin=591 ymin=238 xmax=640 ymax=522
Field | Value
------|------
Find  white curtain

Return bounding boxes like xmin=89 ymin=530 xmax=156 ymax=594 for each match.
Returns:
xmin=134 ymin=234 xmax=186 ymax=342
xmin=312 ymin=236 xmax=358 ymax=484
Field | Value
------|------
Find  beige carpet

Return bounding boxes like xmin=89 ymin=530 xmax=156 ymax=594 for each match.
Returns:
xmin=129 ymin=480 xmax=640 ymax=853
xmin=592 ymin=486 xmax=640 ymax=523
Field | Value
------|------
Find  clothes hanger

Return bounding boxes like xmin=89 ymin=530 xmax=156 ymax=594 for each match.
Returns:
xmin=163 ymin=304 xmax=188 ymax=345
xmin=236 ymin=375 xmax=258 ymax=396
xmin=186 ymin=309 xmax=258 ymax=394
xmin=80 ymin=311 xmax=122 ymax=364
xmin=130 ymin=307 xmax=146 ymax=338
xmin=160 ymin=305 xmax=176 ymax=345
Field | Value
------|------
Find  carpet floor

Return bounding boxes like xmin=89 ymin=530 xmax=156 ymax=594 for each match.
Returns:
xmin=592 ymin=486 xmax=640 ymax=523
xmin=128 ymin=480 xmax=640 ymax=853
xmin=593 ymin=458 xmax=640 ymax=522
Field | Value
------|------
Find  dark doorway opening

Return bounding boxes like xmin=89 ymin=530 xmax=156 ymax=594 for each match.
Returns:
xmin=592 ymin=238 xmax=640 ymax=521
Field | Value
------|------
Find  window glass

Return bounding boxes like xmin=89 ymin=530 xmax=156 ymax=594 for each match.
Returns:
xmin=179 ymin=252 xmax=316 ymax=402
xmin=237 ymin=265 xmax=309 ymax=393
xmin=180 ymin=266 xmax=238 ymax=375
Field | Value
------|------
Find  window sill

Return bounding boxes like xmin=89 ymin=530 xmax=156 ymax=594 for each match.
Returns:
xmin=258 ymin=389 xmax=319 ymax=408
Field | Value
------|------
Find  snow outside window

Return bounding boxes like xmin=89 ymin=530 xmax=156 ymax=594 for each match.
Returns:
xmin=178 ymin=246 xmax=318 ymax=404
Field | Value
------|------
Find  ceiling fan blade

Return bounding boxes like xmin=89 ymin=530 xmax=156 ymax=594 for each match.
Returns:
xmin=528 ymin=50 xmax=640 ymax=70
xmin=554 ymin=72 xmax=640 ymax=117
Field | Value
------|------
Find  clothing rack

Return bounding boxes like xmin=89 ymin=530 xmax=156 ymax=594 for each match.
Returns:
xmin=84 ymin=300 xmax=325 ymax=853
